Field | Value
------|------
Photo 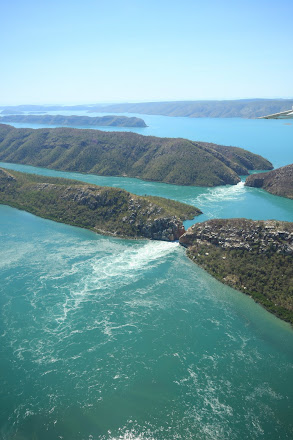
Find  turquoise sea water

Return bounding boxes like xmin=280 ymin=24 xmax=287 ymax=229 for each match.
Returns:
xmin=0 ymin=115 xmax=293 ymax=439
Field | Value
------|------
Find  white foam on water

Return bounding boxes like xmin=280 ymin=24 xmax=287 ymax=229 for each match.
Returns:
xmin=0 ymin=243 xmax=37 ymax=269
xmin=53 ymin=240 xmax=179 ymax=324
xmin=106 ymin=426 xmax=156 ymax=440
xmin=197 ymin=181 xmax=245 ymax=204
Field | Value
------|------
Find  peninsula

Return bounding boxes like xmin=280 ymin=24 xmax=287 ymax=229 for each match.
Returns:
xmin=245 ymin=164 xmax=293 ymax=199
xmin=0 ymin=124 xmax=272 ymax=187
xmin=180 ymin=219 xmax=293 ymax=324
xmin=0 ymin=168 xmax=201 ymax=241
xmin=0 ymin=114 xmax=147 ymax=128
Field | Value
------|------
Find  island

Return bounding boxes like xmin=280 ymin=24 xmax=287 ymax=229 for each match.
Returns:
xmin=0 ymin=109 xmax=25 ymax=115
xmin=180 ymin=219 xmax=293 ymax=324
xmin=0 ymin=114 xmax=147 ymax=128
xmin=0 ymin=168 xmax=201 ymax=241
xmin=0 ymin=124 xmax=272 ymax=187
xmin=245 ymin=164 xmax=293 ymax=199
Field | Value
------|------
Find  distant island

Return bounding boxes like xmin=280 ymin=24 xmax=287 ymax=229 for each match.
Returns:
xmin=0 ymin=109 xmax=25 ymax=115
xmin=87 ymin=99 xmax=293 ymax=119
xmin=180 ymin=219 xmax=293 ymax=324
xmin=0 ymin=168 xmax=201 ymax=240
xmin=245 ymin=164 xmax=293 ymax=199
xmin=1 ymin=99 xmax=293 ymax=118
xmin=0 ymin=124 xmax=272 ymax=187
xmin=0 ymin=114 xmax=147 ymax=128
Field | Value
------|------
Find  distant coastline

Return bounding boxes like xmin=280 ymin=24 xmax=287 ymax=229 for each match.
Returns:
xmin=1 ymin=99 xmax=293 ymax=119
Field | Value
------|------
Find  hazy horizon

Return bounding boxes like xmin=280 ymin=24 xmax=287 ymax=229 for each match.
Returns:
xmin=1 ymin=0 xmax=292 ymax=105
xmin=1 ymin=97 xmax=293 ymax=108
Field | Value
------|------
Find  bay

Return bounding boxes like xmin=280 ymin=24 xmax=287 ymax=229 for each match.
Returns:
xmin=0 ymin=114 xmax=293 ymax=439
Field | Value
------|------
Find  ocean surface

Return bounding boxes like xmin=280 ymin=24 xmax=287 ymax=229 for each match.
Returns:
xmin=0 ymin=114 xmax=293 ymax=439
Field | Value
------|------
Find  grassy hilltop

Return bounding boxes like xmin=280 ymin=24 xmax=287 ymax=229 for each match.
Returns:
xmin=0 ymin=124 xmax=272 ymax=187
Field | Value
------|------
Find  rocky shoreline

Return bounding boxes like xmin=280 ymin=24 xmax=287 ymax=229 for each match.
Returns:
xmin=0 ymin=168 xmax=200 ymax=241
xmin=245 ymin=164 xmax=293 ymax=199
xmin=1 ymin=166 xmax=293 ymax=324
xmin=180 ymin=219 xmax=293 ymax=324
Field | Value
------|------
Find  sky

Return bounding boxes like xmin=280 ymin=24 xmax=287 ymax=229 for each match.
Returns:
xmin=1 ymin=0 xmax=293 ymax=105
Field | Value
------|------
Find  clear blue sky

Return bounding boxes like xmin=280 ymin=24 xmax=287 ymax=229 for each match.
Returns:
xmin=1 ymin=0 xmax=292 ymax=105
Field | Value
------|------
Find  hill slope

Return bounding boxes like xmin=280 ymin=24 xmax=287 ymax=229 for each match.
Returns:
xmin=2 ymin=99 xmax=293 ymax=118
xmin=180 ymin=219 xmax=293 ymax=323
xmin=0 ymin=114 xmax=147 ymax=127
xmin=0 ymin=124 xmax=272 ymax=187
xmin=0 ymin=168 xmax=201 ymax=240
xmin=245 ymin=164 xmax=293 ymax=199
xmin=88 ymin=99 xmax=293 ymax=118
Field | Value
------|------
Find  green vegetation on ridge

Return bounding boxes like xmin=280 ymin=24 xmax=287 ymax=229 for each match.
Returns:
xmin=0 ymin=124 xmax=272 ymax=187
xmin=180 ymin=219 xmax=293 ymax=324
xmin=0 ymin=114 xmax=147 ymax=127
xmin=0 ymin=168 xmax=201 ymax=240
xmin=245 ymin=164 xmax=293 ymax=199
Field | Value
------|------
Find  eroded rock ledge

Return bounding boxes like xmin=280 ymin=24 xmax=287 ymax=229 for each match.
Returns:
xmin=180 ymin=219 xmax=293 ymax=324
xmin=180 ymin=218 xmax=293 ymax=254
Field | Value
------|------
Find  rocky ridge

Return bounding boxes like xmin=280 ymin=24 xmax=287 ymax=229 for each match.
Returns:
xmin=180 ymin=218 xmax=293 ymax=254
xmin=0 ymin=114 xmax=147 ymax=128
xmin=0 ymin=124 xmax=272 ymax=187
xmin=0 ymin=168 xmax=200 ymax=241
xmin=179 ymin=219 xmax=293 ymax=323
xmin=245 ymin=164 xmax=293 ymax=199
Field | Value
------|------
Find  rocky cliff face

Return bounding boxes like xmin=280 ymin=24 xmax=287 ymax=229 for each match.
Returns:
xmin=0 ymin=169 xmax=198 ymax=241
xmin=245 ymin=164 xmax=293 ymax=199
xmin=180 ymin=218 xmax=293 ymax=254
xmin=59 ymin=185 xmax=186 ymax=241
xmin=179 ymin=219 xmax=293 ymax=324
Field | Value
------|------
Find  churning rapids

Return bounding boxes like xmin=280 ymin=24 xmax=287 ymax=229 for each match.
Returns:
xmin=0 ymin=114 xmax=293 ymax=439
